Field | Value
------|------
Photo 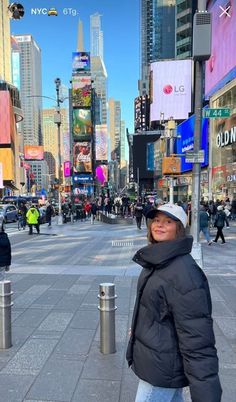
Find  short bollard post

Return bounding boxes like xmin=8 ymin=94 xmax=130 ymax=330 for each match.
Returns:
xmin=0 ymin=281 xmax=13 ymax=349
xmin=98 ymin=283 xmax=117 ymax=354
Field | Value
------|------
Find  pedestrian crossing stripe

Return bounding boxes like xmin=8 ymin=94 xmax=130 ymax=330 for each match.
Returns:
xmin=112 ymin=240 xmax=134 ymax=247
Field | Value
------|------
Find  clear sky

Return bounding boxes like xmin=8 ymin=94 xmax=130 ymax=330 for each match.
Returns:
xmin=11 ymin=0 xmax=140 ymax=132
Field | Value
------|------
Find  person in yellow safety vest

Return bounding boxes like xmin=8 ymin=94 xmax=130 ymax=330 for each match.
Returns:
xmin=26 ymin=204 xmax=40 ymax=235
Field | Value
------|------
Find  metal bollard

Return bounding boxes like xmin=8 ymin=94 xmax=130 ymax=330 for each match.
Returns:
xmin=0 ymin=281 xmax=13 ymax=349
xmin=98 ymin=283 xmax=117 ymax=354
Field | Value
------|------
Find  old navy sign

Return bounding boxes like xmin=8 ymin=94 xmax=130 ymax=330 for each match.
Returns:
xmin=216 ymin=126 xmax=236 ymax=147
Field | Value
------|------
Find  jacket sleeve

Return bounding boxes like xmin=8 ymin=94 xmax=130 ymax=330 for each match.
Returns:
xmin=169 ymin=284 xmax=222 ymax=402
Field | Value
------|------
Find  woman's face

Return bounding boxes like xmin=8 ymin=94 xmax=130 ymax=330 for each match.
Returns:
xmin=151 ymin=212 xmax=177 ymax=242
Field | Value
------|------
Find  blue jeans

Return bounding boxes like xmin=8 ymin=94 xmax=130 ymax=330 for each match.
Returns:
xmin=199 ymin=226 xmax=210 ymax=242
xmin=135 ymin=379 xmax=184 ymax=402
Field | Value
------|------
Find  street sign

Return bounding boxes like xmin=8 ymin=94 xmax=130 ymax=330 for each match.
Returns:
xmin=185 ymin=150 xmax=205 ymax=163
xmin=203 ymin=108 xmax=231 ymax=118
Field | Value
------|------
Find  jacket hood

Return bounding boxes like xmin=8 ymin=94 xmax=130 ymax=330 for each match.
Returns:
xmin=133 ymin=236 xmax=193 ymax=269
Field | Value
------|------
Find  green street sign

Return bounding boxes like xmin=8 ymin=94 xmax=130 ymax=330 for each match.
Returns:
xmin=203 ymin=108 xmax=231 ymax=118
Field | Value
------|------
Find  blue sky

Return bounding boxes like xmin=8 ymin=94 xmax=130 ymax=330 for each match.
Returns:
xmin=11 ymin=0 xmax=140 ymax=132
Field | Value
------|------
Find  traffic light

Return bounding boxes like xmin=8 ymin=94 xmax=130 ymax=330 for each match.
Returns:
xmin=8 ymin=3 xmax=25 ymax=20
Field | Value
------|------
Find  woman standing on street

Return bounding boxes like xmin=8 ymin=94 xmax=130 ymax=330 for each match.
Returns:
xmin=126 ymin=203 xmax=222 ymax=402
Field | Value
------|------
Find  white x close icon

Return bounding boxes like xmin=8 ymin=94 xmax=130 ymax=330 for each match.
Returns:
xmin=219 ymin=5 xmax=231 ymax=17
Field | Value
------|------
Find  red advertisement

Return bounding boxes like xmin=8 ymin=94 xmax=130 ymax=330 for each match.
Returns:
xmin=24 ymin=145 xmax=44 ymax=160
xmin=0 ymin=91 xmax=16 ymax=145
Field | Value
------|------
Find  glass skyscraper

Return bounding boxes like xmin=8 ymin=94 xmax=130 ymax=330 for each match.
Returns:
xmin=140 ymin=0 xmax=176 ymax=95
xmin=90 ymin=13 xmax=104 ymax=60
xmin=14 ymin=35 xmax=42 ymax=146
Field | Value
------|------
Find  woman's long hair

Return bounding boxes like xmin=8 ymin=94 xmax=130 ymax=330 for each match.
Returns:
xmin=147 ymin=219 xmax=186 ymax=244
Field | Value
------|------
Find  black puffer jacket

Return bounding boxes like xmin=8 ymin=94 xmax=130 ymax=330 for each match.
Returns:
xmin=0 ymin=232 xmax=11 ymax=267
xmin=126 ymin=236 xmax=222 ymax=402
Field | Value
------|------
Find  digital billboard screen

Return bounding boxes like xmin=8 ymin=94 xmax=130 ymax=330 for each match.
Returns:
xmin=205 ymin=0 xmax=236 ymax=98
xmin=73 ymin=142 xmax=92 ymax=173
xmin=72 ymin=109 xmax=92 ymax=140
xmin=95 ymin=165 xmax=108 ymax=185
xmin=95 ymin=125 xmax=108 ymax=161
xmin=0 ymin=91 xmax=15 ymax=145
xmin=150 ymin=60 xmax=193 ymax=122
xmin=72 ymin=76 xmax=92 ymax=108
xmin=72 ymin=52 xmax=90 ymax=73
xmin=24 ymin=145 xmax=44 ymax=160
xmin=176 ymin=114 xmax=209 ymax=173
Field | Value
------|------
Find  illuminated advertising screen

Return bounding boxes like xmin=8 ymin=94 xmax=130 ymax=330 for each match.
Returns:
xmin=150 ymin=60 xmax=193 ymax=121
xmin=72 ymin=109 xmax=92 ymax=140
xmin=72 ymin=52 xmax=90 ymax=73
xmin=205 ymin=0 xmax=236 ymax=98
xmin=0 ymin=148 xmax=15 ymax=180
xmin=24 ymin=145 xmax=44 ymax=160
xmin=64 ymin=161 xmax=71 ymax=177
xmin=95 ymin=165 xmax=108 ymax=185
xmin=73 ymin=173 xmax=93 ymax=184
xmin=147 ymin=143 xmax=154 ymax=171
xmin=72 ymin=76 xmax=92 ymax=107
xmin=0 ymin=91 xmax=15 ymax=145
xmin=12 ymin=51 xmax=21 ymax=90
xmin=95 ymin=125 xmax=108 ymax=161
xmin=73 ymin=142 xmax=92 ymax=173
xmin=73 ymin=185 xmax=93 ymax=196
xmin=176 ymin=113 xmax=209 ymax=173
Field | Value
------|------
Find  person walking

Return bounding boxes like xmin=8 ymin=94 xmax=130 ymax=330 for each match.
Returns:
xmin=46 ymin=201 xmax=54 ymax=227
xmin=134 ymin=199 xmax=143 ymax=229
xmin=0 ymin=226 xmax=11 ymax=281
xmin=26 ymin=204 xmax=40 ymax=235
xmin=90 ymin=201 xmax=98 ymax=224
xmin=126 ymin=203 xmax=222 ymax=402
xmin=213 ymin=205 xmax=227 ymax=244
xmin=199 ymin=205 xmax=212 ymax=245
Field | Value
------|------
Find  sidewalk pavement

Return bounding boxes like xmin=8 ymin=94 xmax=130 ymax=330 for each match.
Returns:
xmin=0 ymin=220 xmax=235 ymax=401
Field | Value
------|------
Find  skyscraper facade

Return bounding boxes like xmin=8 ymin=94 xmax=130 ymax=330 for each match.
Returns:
xmin=108 ymin=98 xmax=121 ymax=162
xmin=91 ymin=56 xmax=108 ymax=124
xmin=140 ymin=0 xmax=176 ymax=95
xmin=90 ymin=13 xmax=104 ymax=60
xmin=0 ymin=0 xmax=12 ymax=83
xmin=175 ymin=0 xmax=197 ymax=59
xmin=15 ymin=35 xmax=42 ymax=146
xmin=42 ymin=108 xmax=68 ymax=180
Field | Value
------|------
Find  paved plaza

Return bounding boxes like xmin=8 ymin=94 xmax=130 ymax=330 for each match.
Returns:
xmin=0 ymin=219 xmax=235 ymax=401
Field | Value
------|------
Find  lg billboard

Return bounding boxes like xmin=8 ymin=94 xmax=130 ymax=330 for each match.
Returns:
xmin=150 ymin=60 xmax=193 ymax=122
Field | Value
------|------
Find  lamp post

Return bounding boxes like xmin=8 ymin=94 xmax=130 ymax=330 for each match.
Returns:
xmin=54 ymin=78 xmax=63 ymax=225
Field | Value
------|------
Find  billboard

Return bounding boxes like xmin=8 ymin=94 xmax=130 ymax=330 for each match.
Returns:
xmin=95 ymin=165 xmax=108 ymax=185
xmin=95 ymin=125 xmax=108 ymax=161
xmin=24 ymin=145 xmax=44 ymax=160
xmin=0 ymin=91 xmax=16 ymax=145
xmin=150 ymin=60 xmax=193 ymax=121
xmin=147 ymin=143 xmax=154 ymax=171
xmin=205 ymin=0 xmax=236 ymax=98
xmin=12 ymin=51 xmax=21 ymax=90
xmin=64 ymin=161 xmax=71 ymax=177
xmin=176 ymin=113 xmax=209 ymax=173
xmin=73 ymin=173 xmax=93 ymax=184
xmin=73 ymin=142 xmax=92 ymax=173
xmin=72 ymin=52 xmax=90 ymax=73
xmin=0 ymin=148 xmax=14 ymax=180
xmin=72 ymin=76 xmax=92 ymax=107
xmin=72 ymin=109 xmax=92 ymax=140
xmin=0 ymin=163 xmax=3 ymax=188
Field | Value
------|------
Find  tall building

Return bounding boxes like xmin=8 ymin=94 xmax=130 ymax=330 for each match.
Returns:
xmin=42 ymin=108 xmax=69 ymax=181
xmin=140 ymin=0 xmax=176 ymax=95
xmin=108 ymin=98 xmax=121 ymax=162
xmin=14 ymin=35 xmax=42 ymax=145
xmin=0 ymin=0 xmax=12 ymax=83
xmin=91 ymin=56 xmax=108 ymax=124
xmin=90 ymin=13 xmax=104 ymax=60
xmin=175 ymin=0 xmax=197 ymax=59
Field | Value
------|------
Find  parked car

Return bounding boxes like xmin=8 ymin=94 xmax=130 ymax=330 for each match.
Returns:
xmin=0 ymin=204 xmax=18 ymax=223
xmin=0 ymin=215 xmax=5 ymax=231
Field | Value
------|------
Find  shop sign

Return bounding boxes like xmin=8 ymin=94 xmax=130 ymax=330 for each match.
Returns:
xmin=216 ymin=126 xmax=236 ymax=147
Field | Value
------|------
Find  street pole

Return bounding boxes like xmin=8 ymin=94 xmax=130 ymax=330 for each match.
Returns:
xmin=167 ymin=119 xmax=176 ymax=204
xmin=137 ymin=167 xmax=140 ymax=198
xmin=191 ymin=0 xmax=211 ymax=268
xmin=55 ymin=78 xmax=63 ymax=225
xmin=191 ymin=60 xmax=203 ymax=243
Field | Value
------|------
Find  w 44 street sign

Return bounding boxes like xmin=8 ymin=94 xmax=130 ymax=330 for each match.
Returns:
xmin=203 ymin=108 xmax=231 ymax=118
